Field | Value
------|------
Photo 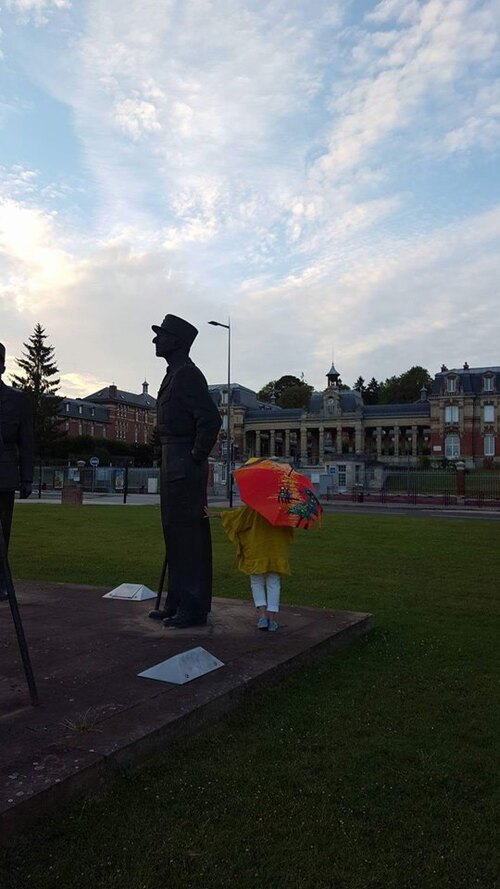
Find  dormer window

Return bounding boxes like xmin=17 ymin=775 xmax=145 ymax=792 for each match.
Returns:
xmin=483 ymin=375 xmax=494 ymax=392
xmin=446 ymin=376 xmax=457 ymax=394
xmin=65 ymin=403 xmax=70 ymax=413
xmin=78 ymin=405 xmax=83 ymax=415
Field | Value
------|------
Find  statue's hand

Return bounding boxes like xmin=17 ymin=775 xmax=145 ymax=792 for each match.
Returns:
xmin=19 ymin=485 xmax=32 ymax=499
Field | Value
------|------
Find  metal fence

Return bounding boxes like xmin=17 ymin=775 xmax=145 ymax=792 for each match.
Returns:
xmin=327 ymin=467 xmax=500 ymax=506
xmin=33 ymin=466 xmax=161 ymax=494
xmin=464 ymin=471 xmax=500 ymax=505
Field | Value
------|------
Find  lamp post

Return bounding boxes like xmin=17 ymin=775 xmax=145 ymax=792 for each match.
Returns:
xmin=208 ymin=318 xmax=232 ymax=506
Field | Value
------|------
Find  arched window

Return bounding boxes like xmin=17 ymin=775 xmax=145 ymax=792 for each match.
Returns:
xmin=444 ymin=434 xmax=460 ymax=459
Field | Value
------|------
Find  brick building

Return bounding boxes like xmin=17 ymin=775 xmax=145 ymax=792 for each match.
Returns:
xmin=209 ymin=363 xmax=499 ymax=469
xmin=60 ymin=381 xmax=157 ymax=445
xmin=429 ymin=365 xmax=499 ymax=464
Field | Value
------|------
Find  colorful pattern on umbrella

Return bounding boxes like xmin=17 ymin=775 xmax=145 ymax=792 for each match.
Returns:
xmin=234 ymin=459 xmax=323 ymax=529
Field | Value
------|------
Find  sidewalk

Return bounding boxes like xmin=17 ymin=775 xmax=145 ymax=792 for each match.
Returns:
xmin=15 ymin=491 xmax=500 ymax=517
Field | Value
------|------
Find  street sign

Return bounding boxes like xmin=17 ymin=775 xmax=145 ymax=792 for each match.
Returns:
xmin=90 ymin=456 xmax=99 ymax=467
xmin=328 ymin=466 xmax=337 ymax=474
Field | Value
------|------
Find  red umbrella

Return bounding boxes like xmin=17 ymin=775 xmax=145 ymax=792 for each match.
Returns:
xmin=234 ymin=459 xmax=323 ymax=529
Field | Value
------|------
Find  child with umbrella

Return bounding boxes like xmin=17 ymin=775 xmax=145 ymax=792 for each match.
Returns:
xmin=210 ymin=458 xmax=322 ymax=632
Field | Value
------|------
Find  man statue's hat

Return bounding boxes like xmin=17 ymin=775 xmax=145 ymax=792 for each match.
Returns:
xmin=152 ymin=314 xmax=198 ymax=347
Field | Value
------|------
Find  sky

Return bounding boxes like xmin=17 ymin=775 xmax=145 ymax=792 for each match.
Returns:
xmin=1 ymin=0 xmax=499 ymax=399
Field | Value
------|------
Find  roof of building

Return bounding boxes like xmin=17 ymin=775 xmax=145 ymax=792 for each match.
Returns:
xmin=209 ymin=383 xmax=270 ymax=410
xmin=430 ymin=367 xmax=500 ymax=397
xmin=326 ymin=363 xmax=339 ymax=377
xmin=60 ymin=398 xmax=109 ymax=422
xmin=84 ymin=386 xmax=156 ymax=408
xmin=245 ymin=407 xmax=303 ymax=420
xmin=363 ymin=402 xmax=431 ymax=417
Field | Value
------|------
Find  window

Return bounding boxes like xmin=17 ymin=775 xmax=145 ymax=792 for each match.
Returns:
xmin=222 ymin=414 xmax=228 ymax=431
xmin=65 ymin=403 xmax=70 ymax=413
xmin=221 ymin=391 xmax=228 ymax=405
xmin=338 ymin=464 xmax=347 ymax=487
xmin=326 ymin=397 xmax=335 ymax=416
xmin=78 ymin=422 xmax=82 ymax=435
xmin=445 ymin=405 xmax=459 ymax=423
xmin=484 ymin=405 xmax=495 ymax=423
xmin=91 ymin=407 xmax=95 ymax=417
xmin=446 ymin=377 xmax=457 ymax=393
xmin=444 ymin=434 xmax=460 ymax=458
xmin=483 ymin=376 xmax=494 ymax=392
xmin=78 ymin=405 xmax=83 ymax=415
xmin=484 ymin=435 xmax=495 ymax=457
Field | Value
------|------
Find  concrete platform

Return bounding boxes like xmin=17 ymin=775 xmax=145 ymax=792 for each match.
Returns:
xmin=0 ymin=582 xmax=372 ymax=838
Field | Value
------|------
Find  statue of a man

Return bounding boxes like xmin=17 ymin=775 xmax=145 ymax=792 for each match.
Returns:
xmin=150 ymin=315 xmax=221 ymax=628
xmin=0 ymin=342 xmax=33 ymax=551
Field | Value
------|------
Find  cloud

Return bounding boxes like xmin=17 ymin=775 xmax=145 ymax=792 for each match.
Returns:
xmin=5 ymin=0 xmax=71 ymax=26
xmin=59 ymin=372 xmax=110 ymax=397
xmin=2 ymin=1 xmax=500 ymax=401
xmin=316 ymin=0 xmax=499 ymax=178
xmin=0 ymin=197 xmax=81 ymax=313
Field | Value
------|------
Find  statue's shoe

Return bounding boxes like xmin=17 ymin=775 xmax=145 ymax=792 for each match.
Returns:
xmin=163 ymin=614 xmax=207 ymax=629
xmin=148 ymin=608 xmax=177 ymax=621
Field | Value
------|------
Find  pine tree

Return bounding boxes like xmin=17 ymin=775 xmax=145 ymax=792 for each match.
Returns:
xmin=11 ymin=324 xmax=63 ymax=460
xmin=364 ymin=377 xmax=381 ymax=404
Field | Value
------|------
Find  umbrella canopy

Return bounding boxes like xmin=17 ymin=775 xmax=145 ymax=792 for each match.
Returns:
xmin=234 ymin=459 xmax=323 ymax=529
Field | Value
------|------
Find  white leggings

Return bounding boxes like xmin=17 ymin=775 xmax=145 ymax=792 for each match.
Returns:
xmin=250 ymin=573 xmax=281 ymax=613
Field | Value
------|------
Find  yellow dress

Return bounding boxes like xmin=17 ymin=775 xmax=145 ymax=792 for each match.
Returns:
xmin=221 ymin=506 xmax=293 ymax=575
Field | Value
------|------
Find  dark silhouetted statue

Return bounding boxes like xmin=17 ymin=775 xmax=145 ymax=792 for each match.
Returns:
xmin=149 ymin=315 xmax=221 ymax=628
xmin=0 ymin=342 xmax=33 ymax=551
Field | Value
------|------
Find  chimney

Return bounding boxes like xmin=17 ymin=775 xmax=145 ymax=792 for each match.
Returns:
xmin=142 ymin=380 xmax=149 ymax=396
xmin=109 ymin=384 xmax=117 ymax=399
xmin=420 ymin=386 xmax=428 ymax=402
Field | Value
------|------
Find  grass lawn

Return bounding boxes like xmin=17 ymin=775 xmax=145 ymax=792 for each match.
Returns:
xmin=1 ymin=505 xmax=499 ymax=889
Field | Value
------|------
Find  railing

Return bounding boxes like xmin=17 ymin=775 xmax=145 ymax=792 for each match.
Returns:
xmin=326 ymin=468 xmax=500 ymax=507
xmin=33 ymin=466 xmax=161 ymax=494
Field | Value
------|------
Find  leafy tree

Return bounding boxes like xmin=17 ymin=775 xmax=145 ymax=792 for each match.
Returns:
xmin=257 ymin=374 xmax=313 ymax=409
xmin=47 ymin=435 xmax=155 ymax=466
xmin=11 ymin=324 xmax=63 ymax=459
xmin=364 ymin=377 xmax=381 ymax=404
xmin=353 ymin=376 xmax=365 ymax=393
xmin=279 ymin=384 xmax=313 ymax=409
xmin=379 ymin=366 xmax=432 ymax=404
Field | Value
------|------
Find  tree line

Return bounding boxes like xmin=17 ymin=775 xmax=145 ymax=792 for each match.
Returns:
xmin=257 ymin=366 xmax=433 ymax=409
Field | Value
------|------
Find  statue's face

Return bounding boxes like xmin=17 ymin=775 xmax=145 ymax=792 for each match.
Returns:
xmin=153 ymin=328 xmax=179 ymax=359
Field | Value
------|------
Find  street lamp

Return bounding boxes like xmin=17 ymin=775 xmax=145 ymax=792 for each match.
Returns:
xmin=208 ymin=318 xmax=232 ymax=506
